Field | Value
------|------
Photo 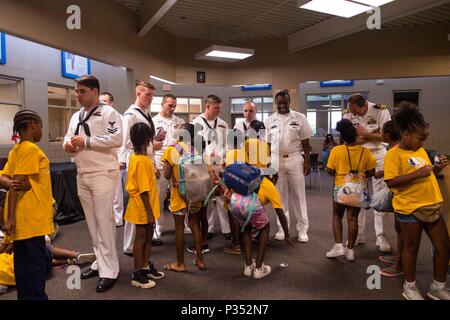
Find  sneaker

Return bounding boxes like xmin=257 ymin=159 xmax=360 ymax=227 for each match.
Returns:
xmin=131 ymin=271 xmax=156 ymax=289
xmin=153 ymin=229 xmax=161 ymax=240
xmin=402 ymin=283 xmax=424 ymax=300
xmin=223 ymin=245 xmax=242 ymax=255
xmin=143 ymin=262 xmax=165 ymax=280
xmin=253 ymin=263 xmax=271 ymax=279
xmin=344 ymin=247 xmax=355 ymax=261
xmin=326 ymin=244 xmax=345 ymax=258
xmin=297 ymin=233 xmax=309 ymax=243
xmin=427 ymin=283 xmax=450 ymax=300
xmin=151 ymin=239 xmax=163 ymax=246
xmin=243 ymin=259 xmax=256 ymax=277
xmin=224 ymin=233 xmax=232 ymax=240
xmin=184 ymin=228 xmax=192 ymax=234
xmin=378 ymin=255 xmax=396 ymax=264
xmin=376 ymin=236 xmax=391 ymax=253
xmin=71 ymin=253 xmax=96 ymax=265
xmin=187 ymin=244 xmax=210 ymax=254
xmin=274 ymin=231 xmax=285 ymax=241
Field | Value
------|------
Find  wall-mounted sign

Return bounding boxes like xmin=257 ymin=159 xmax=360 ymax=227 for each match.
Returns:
xmin=320 ymin=80 xmax=354 ymax=87
xmin=241 ymin=84 xmax=272 ymax=91
xmin=197 ymin=71 xmax=206 ymax=83
xmin=0 ymin=33 xmax=6 ymax=65
xmin=61 ymin=51 xmax=91 ymax=79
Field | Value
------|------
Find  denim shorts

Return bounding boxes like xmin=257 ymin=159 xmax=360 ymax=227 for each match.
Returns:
xmin=395 ymin=213 xmax=419 ymax=224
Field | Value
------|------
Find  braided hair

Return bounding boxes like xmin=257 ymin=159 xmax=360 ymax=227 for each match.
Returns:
xmin=13 ymin=110 xmax=42 ymax=134
xmin=336 ymin=119 xmax=357 ymax=144
xmin=382 ymin=120 xmax=401 ymax=142
xmin=130 ymin=122 xmax=155 ymax=154
xmin=393 ymin=102 xmax=428 ymax=133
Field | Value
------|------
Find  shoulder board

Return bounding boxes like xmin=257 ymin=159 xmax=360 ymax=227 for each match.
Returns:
xmin=374 ymin=104 xmax=388 ymax=110
xmin=343 ymin=109 xmax=350 ymax=114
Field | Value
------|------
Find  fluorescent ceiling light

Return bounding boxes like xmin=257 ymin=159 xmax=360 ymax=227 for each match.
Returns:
xmin=352 ymin=0 xmax=394 ymax=6
xmin=300 ymin=0 xmax=372 ymax=18
xmin=150 ymin=75 xmax=176 ymax=85
xmin=196 ymin=45 xmax=254 ymax=62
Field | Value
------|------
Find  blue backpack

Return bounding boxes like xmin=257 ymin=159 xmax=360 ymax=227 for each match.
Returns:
xmin=223 ymin=163 xmax=262 ymax=196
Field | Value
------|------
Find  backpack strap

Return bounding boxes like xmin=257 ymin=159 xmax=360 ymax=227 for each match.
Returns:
xmin=74 ymin=105 xmax=100 ymax=136
xmin=345 ymin=145 xmax=365 ymax=174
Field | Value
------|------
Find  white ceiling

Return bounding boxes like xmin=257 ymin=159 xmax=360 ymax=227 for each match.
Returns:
xmin=116 ymin=0 xmax=450 ymax=42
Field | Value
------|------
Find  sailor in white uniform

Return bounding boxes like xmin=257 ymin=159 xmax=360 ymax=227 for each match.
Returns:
xmin=343 ymin=93 xmax=392 ymax=253
xmin=265 ymin=91 xmax=313 ymax=243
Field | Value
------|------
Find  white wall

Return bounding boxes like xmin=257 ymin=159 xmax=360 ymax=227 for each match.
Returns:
xmin=299 ymin=77 xmax=450 ymax=156
xmin=0 ymin=34 xmax=132 ymax=162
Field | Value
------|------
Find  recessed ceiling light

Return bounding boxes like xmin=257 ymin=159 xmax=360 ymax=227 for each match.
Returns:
xmin=299 ymin=0 xmax=372 ymax=18
xmin=196 ymin=45 xmax=255 ymax=62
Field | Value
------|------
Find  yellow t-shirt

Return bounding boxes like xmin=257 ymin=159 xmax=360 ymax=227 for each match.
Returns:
xmin=224 ymin=177 xmax=282 ymax=210
xmin=225 ymin=149 xmax=246 ymax=167
xmin=327 ymin=144 xmax=376 ymax=187
xmin=0 ymin=252 xmax=15 ymax=286
xmin=3 ymin=141 xmax=54 ymax=241
xmin=125 ymin=154 xmax=160 ymax=225
xmin=384 ymin=146 xmax=443 ymax=215
xmin=258 ymin=178 xmax=282 ymax=209
xmin=245 ymin=138 xmax=271 ymax=168
xmin=161 ymin=142 xmax=193 ymax=213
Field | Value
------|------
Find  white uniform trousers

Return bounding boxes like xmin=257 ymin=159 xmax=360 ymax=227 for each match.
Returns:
xmin=358 ymin=148 xmax=389 ymax=239
xmin=77 ymin=170 xmax=120 ymax=279
xmin=276 ymin=153 xmax=309 ymax=236
xmin=207 ymin=195 xmax=231 ymax=234
xmin=113 ymin=172 xmax=124 ymax=227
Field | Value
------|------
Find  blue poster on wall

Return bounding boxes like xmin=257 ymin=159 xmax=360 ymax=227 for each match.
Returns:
xmin=61 ymin=51 xmax=91 ymax=79
xmin=0 ymin=33 xmax=6 ymax=65
xmin=320 ymin=80 xmax=354 ymax=87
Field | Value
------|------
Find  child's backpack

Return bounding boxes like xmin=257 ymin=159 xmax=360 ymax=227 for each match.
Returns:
xmin=228 ymin=192 xmax=269 ymax=231
xmin=172 ymin=143 xmax=214 ymax=205
xmin=335 ymin=146 xmax=371 ymax=208
xmin=223 ymin=163 xmax=262 ymax=196
xmin=370 ymin=186 xmax=394 ymax=212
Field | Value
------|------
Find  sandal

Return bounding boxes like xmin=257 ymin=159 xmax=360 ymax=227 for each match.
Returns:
xmin=163 ymin=263 xmax=186 ymax=273
xmin=378 ymin=255 xmax=396 ymax=264
xmin=380 ymin=265 xmax=403 ymax=278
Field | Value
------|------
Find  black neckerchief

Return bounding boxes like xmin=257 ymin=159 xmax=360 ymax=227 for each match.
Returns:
xmin=75 ymin=104 xmax=102 ymax=136
xmin=134 ymin=108 xmax=155 ymax=133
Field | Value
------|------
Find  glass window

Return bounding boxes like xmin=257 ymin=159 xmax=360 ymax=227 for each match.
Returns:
xmin=230 ymin=96 xmax=273 ymax=127
xmin=152 ymin=96 xmax=203 ymax=119
xmin=48 ymin=85 xmax=79 ymax=142
xmin=0 ymin=78 xmax=22 ymax=145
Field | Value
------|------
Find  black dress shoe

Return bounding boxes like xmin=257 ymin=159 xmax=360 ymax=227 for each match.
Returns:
xmin=96 ymin=278 xmax=116 ymax=293
xmin=81 ymin=268 xmax=99 ymax=280
xmin=151 ymin=239 xmax=163 ymax=246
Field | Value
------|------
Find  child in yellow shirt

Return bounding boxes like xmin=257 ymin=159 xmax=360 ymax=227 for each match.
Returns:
xmin=125 ymin=122 xmax=162 ymax=289
xmin=162 ymin=123 xmax=206 ymax=272
xmin=326 ymin=119 xmax=376 ymax=261
xmin=384 ymin=102 xmax=449 ymax=300
xmin=2 ymin=110 xmax=54 ymax=300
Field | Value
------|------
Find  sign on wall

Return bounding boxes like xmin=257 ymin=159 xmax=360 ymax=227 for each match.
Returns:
xmin=0 ymin=33 xmax=6 ymax=65
xmin=241 ymin=84 xmax=272 ymax=91
xmin=61 ymin=51 xmax=91 ymax=79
